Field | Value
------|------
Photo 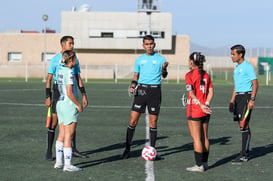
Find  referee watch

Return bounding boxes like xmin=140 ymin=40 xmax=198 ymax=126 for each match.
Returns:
xmin=250 ymin=97 xmax=255 ymax=101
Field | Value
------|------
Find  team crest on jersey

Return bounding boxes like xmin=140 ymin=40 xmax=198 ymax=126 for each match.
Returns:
xmin=152 ymin=60 xmax=156 ymax=64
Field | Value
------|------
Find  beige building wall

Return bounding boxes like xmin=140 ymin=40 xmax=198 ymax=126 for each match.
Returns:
xmin=0 ymin=33 xmax=61 ymax=78
xmin=0 ymin=33 xmax=190 ymax=79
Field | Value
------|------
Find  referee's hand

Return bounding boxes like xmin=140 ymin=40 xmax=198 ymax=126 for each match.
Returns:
xmin=229 ymin=103 xmax=234 ymax=112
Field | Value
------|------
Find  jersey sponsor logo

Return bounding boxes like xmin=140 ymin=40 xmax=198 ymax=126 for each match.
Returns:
xmin=141 ymin=60 xmax=147 ymax=64
xmin=152 ymin=60 xmax=156 ymax=64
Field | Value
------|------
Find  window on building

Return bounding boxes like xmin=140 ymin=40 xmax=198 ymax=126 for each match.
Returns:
xmin=41 ymin=52 xmax=56 ymax=62
xmin=8 ymin=52 xmax=22 ymax=62
xmin=139 ymin=31 xmax=165 ymax=38
xmin=101 ymin=32 xmax=114 ymax=38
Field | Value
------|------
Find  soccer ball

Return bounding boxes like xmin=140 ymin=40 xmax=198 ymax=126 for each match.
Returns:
xmin=141 ymin=146 xmax=156 ymax=161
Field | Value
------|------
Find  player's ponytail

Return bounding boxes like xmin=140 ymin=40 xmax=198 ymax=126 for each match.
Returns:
xmin=62 ymin=50 xmax=76 ymax=64
xmin=190 ymin=52 xmax=206 ymax=85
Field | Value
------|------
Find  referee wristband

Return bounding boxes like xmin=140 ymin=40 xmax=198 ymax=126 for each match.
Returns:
xmin=130 ymin=80 xmax=138 ymax=89
xmin=46 ymin=88 xmax=52 ymax=99
xmin=79 ymin=87 xmax=86 ymax=95
xmin=250 ymin=97 xmax=255 ymax=101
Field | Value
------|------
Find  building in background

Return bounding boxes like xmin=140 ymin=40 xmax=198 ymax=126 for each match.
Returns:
xmin=0 ymin=3 xmax=190 ymax=80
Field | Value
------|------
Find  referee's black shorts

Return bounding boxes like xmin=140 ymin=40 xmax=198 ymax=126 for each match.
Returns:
xmin=234 ymin=92 xmax=252 ymax=122
xmin=52 ymin=81 xmax=60 ymax=114
xmin=132 ymin=84 xmax=161 ymax=115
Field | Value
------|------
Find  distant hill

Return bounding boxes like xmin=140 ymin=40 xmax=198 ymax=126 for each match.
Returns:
xmin=190 ymin=42 xmax=273 ymax=57
xmin=190 ymin=42 xmax=229 ymax=56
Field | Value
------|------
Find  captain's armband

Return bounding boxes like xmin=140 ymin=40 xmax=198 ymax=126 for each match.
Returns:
xmin=186 ymin=84 xmax=193 ymax=91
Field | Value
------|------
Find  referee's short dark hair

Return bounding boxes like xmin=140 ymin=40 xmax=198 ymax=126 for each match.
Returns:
xmin=60 ymin=36 xmax=74 ymax=44
xmin=231 ymin=44 xmax=245 ymax=58
xmin=143 ymin=35 xmax=154 ymax=43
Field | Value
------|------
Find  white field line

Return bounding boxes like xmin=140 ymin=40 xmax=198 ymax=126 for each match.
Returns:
xmin=145 ymin=107 xmax=155 ymax=181
xmin=0 ymin=102 xmax=273 ymax=110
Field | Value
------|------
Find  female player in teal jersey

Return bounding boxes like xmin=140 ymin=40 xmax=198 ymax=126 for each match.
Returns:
xmin=121 ymin=35 xmax=169 ymax=160
xmin=45 ymin=36 xmax=88 ymax=161
xmin=54 ymin=50 xmax=83 ymax=172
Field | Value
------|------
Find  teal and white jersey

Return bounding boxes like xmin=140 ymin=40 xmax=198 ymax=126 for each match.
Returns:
xmin=234 ymin=60 xmax=257 ymax=92
xmin=57 ymin=66 xmax=79 ymax=125
xmin=57 ymin=66 xmax=75 ymax=102
xmin=48 ymin=52 xmax=81 ymax=98
xmin=134 ymin=53 xmax=167 ymax=85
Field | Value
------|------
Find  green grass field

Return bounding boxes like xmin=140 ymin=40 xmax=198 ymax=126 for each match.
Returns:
xmin=1 ymin=79 xmax=273 ymax=181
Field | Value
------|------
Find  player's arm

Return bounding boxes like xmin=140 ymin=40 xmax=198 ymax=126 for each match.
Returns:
xmin=205 ymin=87 xmax=214 ymax=106
xmin=229 ymin=87 xmax=236 ymax=112
xmin=45 ymin=74 xmax=53 ymax=107
xmin=130 ymin=72 xmax=139 ymax=93
xmin=188 ymin=90 xmax=211 ymax=114
xmin=67 ymin=84 xmax=83 ymax=112
xmin=76 ymin=74 xmax=88 ymax=108
xmin=248 ymin=79 xmax=258 ymax=109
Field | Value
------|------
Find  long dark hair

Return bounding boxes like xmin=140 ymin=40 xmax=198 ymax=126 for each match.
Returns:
xmin=62 ymin=50 xmax=76 ymax=64
xmin=189 ymin=52 xmax=206 ymax=85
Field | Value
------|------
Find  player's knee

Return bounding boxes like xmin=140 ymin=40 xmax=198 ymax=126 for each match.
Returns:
xmin=129 ymin=120 xmax=138 ymax=127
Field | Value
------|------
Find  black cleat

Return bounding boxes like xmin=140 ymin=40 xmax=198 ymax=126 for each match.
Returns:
xmin=120 ymin=149 xmax=130 ymax=159
xmin=72 ymin=150 xmax=88 ymax=158
xmin=231 ymin=154 xmax=249 ymax=163
xmin=45 ymin=152 xmax=54 ymax=161
xmin=154 ymin=155 xmax=163 ymax=161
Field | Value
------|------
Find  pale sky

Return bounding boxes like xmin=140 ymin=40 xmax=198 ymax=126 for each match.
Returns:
xmin=1 ymin=0 xmax=272 ymax=48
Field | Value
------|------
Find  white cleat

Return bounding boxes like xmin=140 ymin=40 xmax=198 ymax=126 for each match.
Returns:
xmin=54 ymin=162 xmax=64 ymax=169
xmin=63 ymin=165 xmax=82 ymax=172
xmin=186 ymin=165 xmax=205 ymax=172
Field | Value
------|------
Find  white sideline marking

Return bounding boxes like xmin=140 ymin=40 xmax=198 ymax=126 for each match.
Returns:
xmin=1 ymin=102 xmax=273 ymax=110
xmin=145 ymin=108 xmax=155 ymax=181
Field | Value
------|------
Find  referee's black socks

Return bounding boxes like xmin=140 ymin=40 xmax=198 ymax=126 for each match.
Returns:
xmin=150 ymin=127 xmax=157 ymax=148
xmin=46 ymin=128 xmax=55 ymax=154
xmin=241 ymin=128 xmax=251 ymax=156
xmin=125 ymin=125 xmax=136 ymax=150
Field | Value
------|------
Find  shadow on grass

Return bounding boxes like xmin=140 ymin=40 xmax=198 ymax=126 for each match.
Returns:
xmin=77 ymin=136 xmax=167 ymax=168
xmin=209 ymin=143 xmax=273 ymax=169
xmin=159 ymin=136 xmax=232 ymax=157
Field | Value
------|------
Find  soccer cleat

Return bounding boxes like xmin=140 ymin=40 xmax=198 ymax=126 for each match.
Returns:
xmin=186 ymin=165 xmax=205 ymax=172
xmin=120 ymin=149 xmax=130 ymax=159
xmin=72 ymin=150 xmax=88 ymax=158
xmin=63 ymin=165 xmax=82 ymax=172
xmin=203 ymin=162 xmax=209 ymax=171
xmin=231 ymin=154 xmax=249 ymax=163
xmin=154 ymin=154 xmax=163 ymax=161
xmin=54 ymin=162 xmax=64 ymax=169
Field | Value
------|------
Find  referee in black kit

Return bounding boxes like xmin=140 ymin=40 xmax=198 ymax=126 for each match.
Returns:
xmin=229 ymin=44 xmax=258 ymax=163
xmin=120 ymin=35 xmax=169 ymax=160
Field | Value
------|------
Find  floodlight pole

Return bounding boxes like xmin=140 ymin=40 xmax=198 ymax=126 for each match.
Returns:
xmin=42 ymin=14 xmax=48 ymax=82
xmin=146 ymin=11 xmax=151 ymax=35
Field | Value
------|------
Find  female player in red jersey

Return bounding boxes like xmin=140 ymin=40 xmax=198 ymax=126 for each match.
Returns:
xmin=185 ymin=52 xmax=213 ymax=172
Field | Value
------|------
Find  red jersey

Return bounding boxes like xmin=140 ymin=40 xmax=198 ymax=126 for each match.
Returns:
xmin=185 ymin=69 xmax=213 ymax=118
